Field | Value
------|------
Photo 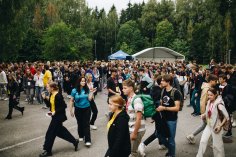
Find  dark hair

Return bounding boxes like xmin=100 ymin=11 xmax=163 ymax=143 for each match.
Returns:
xmin=49 ymin=82 xmax=59 ymax=91
xmin=208 ymin=74 xmax=218 ymax=81
xmin=162 ymin=74 xmax=173 ymax=86
xmin=208 ymin=87 xmax=218 ymax=96
xmin=139 ymin=68 xmax=145 ymax=72
xmin=76 ymin=76 xmax=89 ymax=94
xmin=219 ymin=74 xmax=227 ymax=81
xmin=45 ymin=65 xmax=49 ymax=70
xmin=156 ymin=75 xmax=162 ymax=85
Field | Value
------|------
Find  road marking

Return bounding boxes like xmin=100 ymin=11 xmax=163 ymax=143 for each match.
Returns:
xmin=0 ymin=116 xmax=105 ymax=152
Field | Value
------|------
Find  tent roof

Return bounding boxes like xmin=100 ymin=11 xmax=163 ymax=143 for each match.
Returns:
xmin=108 ymin=50 xmax=130 ymax=60
xmin=132 ymin=47 xmax=185 ymax=60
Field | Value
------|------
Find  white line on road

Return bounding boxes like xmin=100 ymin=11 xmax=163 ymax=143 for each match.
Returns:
xmin=0 ymin=116 xmax=105 ymax=152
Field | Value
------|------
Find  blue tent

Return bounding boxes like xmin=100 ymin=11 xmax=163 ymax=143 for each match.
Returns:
xmin=108 ymin=50 xmax=130 ymax=60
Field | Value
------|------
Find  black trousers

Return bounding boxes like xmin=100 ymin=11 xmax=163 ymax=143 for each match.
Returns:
xmin=43 ymin=117 xmax=76 ymax=152
xmin=7 ymin=96 xmax=23 ymax=117
xmin=90 ymin=99 xmax=98 ymax=125
xmin=75 ymin=107 xmax=91 ymax=142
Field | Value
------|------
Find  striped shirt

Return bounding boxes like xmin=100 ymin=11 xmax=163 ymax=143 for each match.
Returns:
xmin=127 ymin=94 xmax=145 ymax=133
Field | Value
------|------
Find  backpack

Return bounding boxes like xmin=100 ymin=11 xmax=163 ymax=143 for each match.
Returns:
xmin=161 ymin=88 xmax=184 ymax=111
xmin=217 ymin=104 xmax=230 ymax=131
xmin=131 ymin=94 xmax=156 ymax=118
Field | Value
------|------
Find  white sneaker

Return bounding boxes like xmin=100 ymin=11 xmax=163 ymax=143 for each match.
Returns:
xmin=25 ymin=99 xmax=28 ymax=102
xmin=186 ymin=134 xmax=195 ymax=144
xmin=79 ymin=138 xmax=83 ymax=142
xmin=85 ymin=142 xmax=91 ymax=147
xmin=158 ymin=144 xmax=167 ymax=150
xmin=232 ymin=121 xmax=236 ymax=128
xmin=33 ymin=97 xmax=36 ymax=101
xmin=138 ymin=143 xmax=146 ymax=156
xmin=3 ymin=98 xmax=8 ymax=101
xmin=90 ymin=125 xmax=97 ymax=130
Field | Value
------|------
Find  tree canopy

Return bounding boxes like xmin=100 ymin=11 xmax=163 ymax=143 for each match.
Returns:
xmin=0 ymin=0 xmax=235 ymax=64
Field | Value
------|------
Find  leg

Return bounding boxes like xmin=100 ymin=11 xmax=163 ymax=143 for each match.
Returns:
xmin=212 ymin=129 xmax=225 ymax=157
xmin=43 ymin=119 xmax=60 ymax=153
xmin=190 ymin=90 xmax=197 ymax=113
xmin=130 ymin=131 xmax=145 ymax=157
xmin=196 ymin=95 xmax=200 ymax=114
xmin=83 ymin=107 xmax=91 ymax=143
xmin=75 ymin=107 xmax=84 ymax=139
xmin=196 ymin=125 xmax=212 ymax=157
xmin=143 ymin=132 xmax=156 ymax=146
xmin=6 ymin=97 xmax=14 ymax=118
xmin=192 ymin=120 xmax=207 ymax=136
xmin=90 ymin=99 xmax=98 ymax=125
xmin=166 ymin=121 xmax=177 ymax=157
xmin=57 ymin=124 xmax=76 ymax=144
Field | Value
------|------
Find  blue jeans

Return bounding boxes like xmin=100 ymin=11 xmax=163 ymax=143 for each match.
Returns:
xmin=166 ymin=120 xmax=177 ymax=157
xmin=190 ymin=89 xmax=200 ymax=114
xmin=35 ymin=86 xmax=44 ymax=104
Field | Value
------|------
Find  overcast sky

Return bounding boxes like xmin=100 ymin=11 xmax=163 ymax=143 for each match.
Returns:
xmin=86 ymin=0 xmax=149 ymax=14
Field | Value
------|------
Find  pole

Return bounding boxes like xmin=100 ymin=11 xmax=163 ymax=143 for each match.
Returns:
xmin=229 ymin=49 xmax=231 ymax=64
xmin=95 ymin=40 xmax=97 ymax=60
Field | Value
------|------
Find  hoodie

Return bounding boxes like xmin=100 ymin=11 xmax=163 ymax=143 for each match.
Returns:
xmin=200 ymin=82 xmax=211 ymax=114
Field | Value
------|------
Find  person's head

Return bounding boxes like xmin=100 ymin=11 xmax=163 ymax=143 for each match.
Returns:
xmin=122 ymin=79 xmax=135 ymax=96
xmin=76 ymin=76 xmax=89 ymax=94
xmin=219 ymin=74 xmax=227 ymax=85
xmin=207 ymin=88 xmax=218 ymax=102
xmin=124 ymin=68 xmax=129 ymax=74
xmin=161 ymin=74 xmax=173 ymax=88
xmin=47 ymin=82 xmax=59 ymax=93
xmin=192 ymin=66 xmax=199 ymax=74
xmin=108 ymin=95 xmax=126 ymax=112
xmin=8 ymin=73 xmax=16 ymax=82
xmin=154 ymin=74 xmax=162 ymax=86
xmin=139 ymin=68 xmax=145 ymax=76
xmin=208 ymin=74 xmax=218 ymax=87
xmin=86 ymin=73 xmax=93 ymax=83
xmin=111 ymin=68 xmax=117 ymax=78
xmin=44 ymin=64 xmax=49 ymax=70
xmin=36 ymin=68 xmax=41 ymax=75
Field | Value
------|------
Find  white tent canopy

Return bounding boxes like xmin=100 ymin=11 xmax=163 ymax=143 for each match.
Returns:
xmin=132 ymin=47 xmax=185 ymax=62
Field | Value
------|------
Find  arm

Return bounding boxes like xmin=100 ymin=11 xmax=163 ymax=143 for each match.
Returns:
xmin=145 ymin=76 xmax=153 ymax=89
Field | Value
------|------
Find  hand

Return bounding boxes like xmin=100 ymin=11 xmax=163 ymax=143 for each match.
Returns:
xmin=214 ymin=126 xmax=222 ymax=134
xmin=195 ymin=93 xmax=198 ymax=97
xmin=130 ymin=132 xmax=137 ymax=140
xmin=157 ymin=106 xmax=165 ymax=112
xmin=41 ymin=92 xmax=46 ymax=99
xmin=70 ymin=109 xmax=74 ymax=117
xmin=13 ymin=95 xmax=16 ymax=99
xmin=143 ymin=88 xmax=147 ymax=91
xmin=201 ymin=114 xmax=206 ymax=120
xmin=51 ymin=111 xmax=56 ymax=116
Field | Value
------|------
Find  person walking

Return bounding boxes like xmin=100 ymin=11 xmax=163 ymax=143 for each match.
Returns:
xmin=5 ymin=73 xmax=24 ymax=119
xmin=105 ymin=95 xmax=131 ymax=157
xmin=196 ymin=88 xmax=229 ymax=157
xmin=70 ymin=76 xmax=95 ymax=147
xmin=39 ymin=82 xmax=79 ymax=157
xmin=34 ymin=68 xmax=44 ymax=104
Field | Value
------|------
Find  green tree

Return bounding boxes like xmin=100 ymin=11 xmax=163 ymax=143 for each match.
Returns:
xmin=120 ymin=42 xmax=133 ymax=54
xmin=155 ymin=19 xmax=175 ymax=47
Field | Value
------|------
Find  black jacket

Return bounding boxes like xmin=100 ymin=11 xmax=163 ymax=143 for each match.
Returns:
xmin=44 ymin=93 xmax=67 ymax=122
xmin=105 ymin=110 xmax=131 ymax=157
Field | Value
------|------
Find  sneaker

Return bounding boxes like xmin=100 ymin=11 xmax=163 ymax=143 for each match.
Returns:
xmin=79 ymin=138 xmax=83 ymax=142
xmin=25 ymin=99 xmax=28 ymax=102
xmin=39 ymin=150 xmax=52 ymax=157
xmin=138 ymin=143 xmax=146 ymax=156
xmin=90 ymin=125 xmax=97 ymax=130
xmin=3 ymin=98 xmax=8 ymax=101
xmin=224 ymin=132 xmax=232 ymax=138
xmin=186 ymin=134 xmax=195 ymax=144
xmin=232 ymin=121 xmax=236 ymax=128
xmin=33 ymin=97 xmax=36 ymax=101
xmin=85 ymin=142 xmax=91 ymax=147
xmin=158 ymin=144 xmax=167 ymax=150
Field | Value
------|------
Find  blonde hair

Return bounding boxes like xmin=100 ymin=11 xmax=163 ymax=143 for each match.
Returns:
xmin=109 ymin=95 xmax=126 ymax=109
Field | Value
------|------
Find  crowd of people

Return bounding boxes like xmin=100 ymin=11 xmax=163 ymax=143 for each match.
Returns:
xmin=0 ymin=59 xmax=236 ymax=157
